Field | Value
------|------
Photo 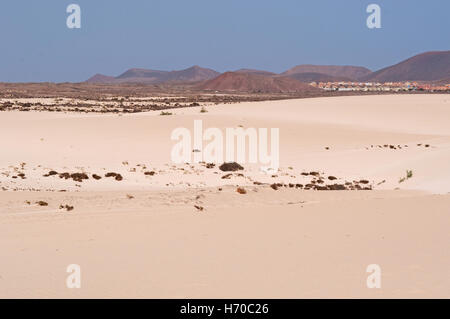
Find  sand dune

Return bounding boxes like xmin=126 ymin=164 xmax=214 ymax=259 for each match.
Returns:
xmin=0 ymin=94 xmax=449 ymax=298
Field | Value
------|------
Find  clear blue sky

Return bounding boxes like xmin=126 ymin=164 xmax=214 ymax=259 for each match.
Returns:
xmin=0 ymin=0 xmax=448 ymax=82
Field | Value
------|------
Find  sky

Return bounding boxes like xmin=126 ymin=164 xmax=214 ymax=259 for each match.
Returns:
xmin=0 ymin=0 xmax=448 ymax=82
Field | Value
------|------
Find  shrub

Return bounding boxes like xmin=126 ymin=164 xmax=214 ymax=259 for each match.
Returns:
xmin=406 ymin=170 xmax=413 ymax=179
xmin=399 ymin=170 xmax=413 ymax=183
xmin=219 ymin=162 xmax=244 ymax=172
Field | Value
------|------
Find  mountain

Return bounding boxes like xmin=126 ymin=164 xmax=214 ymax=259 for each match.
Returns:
xmin=86 ymin=74 xmax=116 ymax=83
xmin=197 ymin=72 xmax=319 ymax=93
xmin=286 ymin=72 xmax=352 ymax=83
xmin=85 ymin=50 xmax=450 ymax=85
xmin=87 ymin=66 xmax=219 ymax=84
xmin=234 ymin=69 xmax=277 ymax=76
xmin=164 ymin=65 xmax=220 ymax=82
xmin=282 ymin=65 xmax=372 ymax=80
xmin=361 ymin=51 xmax=450 ymax=82
xmin=116 ymin=69 xmax=169 ymax=82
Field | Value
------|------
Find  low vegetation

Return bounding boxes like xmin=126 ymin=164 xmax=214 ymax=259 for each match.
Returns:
xmin=399 ymin=170 xmax=413 ymax=183
xmin=219 ymin=162 xmax=244 ymax=172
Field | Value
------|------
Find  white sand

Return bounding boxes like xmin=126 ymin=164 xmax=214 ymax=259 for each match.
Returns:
xmin=0 ymin=94 xmax=449 ymax=298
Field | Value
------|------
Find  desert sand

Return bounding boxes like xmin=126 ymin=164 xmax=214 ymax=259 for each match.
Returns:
xmin=0 ymin=94 xmax=449 ymax=298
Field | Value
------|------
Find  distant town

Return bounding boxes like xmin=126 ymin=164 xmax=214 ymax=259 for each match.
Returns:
xmin=311 ymin=81 xmax=450 ymax=92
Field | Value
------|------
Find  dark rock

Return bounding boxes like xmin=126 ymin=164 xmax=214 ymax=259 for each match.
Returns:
xmin=59 ymin=172 xmax=71 ymax=179
xmin=36 ymin=201 xmax=48 ymax=206
xmin=328 ymin=184 xmax=347 ymax=190
xmin=105 ymin=172 xmax=118 ymax=178
xmin=219 ymin=162 xmax=244 ymax=172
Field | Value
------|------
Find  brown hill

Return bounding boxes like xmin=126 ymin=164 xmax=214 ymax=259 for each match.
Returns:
xmin=86 ymin=74 xmax=116 ymax=83
xmin=197 ymin=72 xmax=319 ymax=93
xmin=361 ymin=51 xmax=450 ymax=82
xmin=87 ymin=66 xmax=219 ymax=84
xmin=116 ymin=69 xmax=169 ymax=82
xmin=282 ymin=65 xmax=371 ymax=80
xmin=116 ymin=65 xmax=219 ymax=83
xmin=235 ymin=69 xmax=277 ymax=76
xmin=165 ymin=65 xmax=220 ymax=82
xmin=287 ymin=72 xmax=352 ymax=83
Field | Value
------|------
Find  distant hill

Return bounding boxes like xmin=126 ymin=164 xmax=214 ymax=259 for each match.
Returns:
xmin=86 ymin=50 xmax=450 ymax=86
xmin=282 ymin=65 xmax=371 ymax=80
xmin=197 ymin=72 xmax=319 ymax=93
xmin=234 ymin=69 xmax=277 ymax=76
xmin=361 ymin=51 xmax=450 ymax=82
xmin=87 ymin=66 xmax=219 ymax=84
xmin=116 ymin=69 xmax=169 ymax=81
xmin=165 ymin=65 xmax=220 ymax=82
xmin=286 ymin=72 xmax=352 ymax=83
xmin=86 ymin=74 xmax=116 ymax=83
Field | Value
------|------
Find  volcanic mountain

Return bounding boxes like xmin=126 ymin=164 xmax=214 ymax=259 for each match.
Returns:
xmin=197 ymin=72 xmax=320 ymax=93
xmin=282 ymin=65 xmax=372 ymax=80
xmin=87 ymin=66 xmax=219 ymax=84
xmin=361 ymin=51 xmax=450 ymax=82
xmin=115 ymin=69 xmax=169 ymax=83
xmin=286 ymin=72 xmax=352 ymax=83
xmin=86 ymin=74 xmax=117 ymax=83
xmin=234 ymin=69 xmax=277 ymax=76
